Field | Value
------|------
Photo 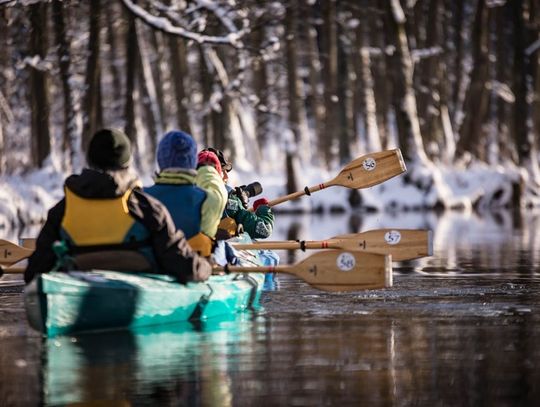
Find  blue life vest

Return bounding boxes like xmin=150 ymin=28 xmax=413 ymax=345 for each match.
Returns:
xmin=145 ymin=183 xmax=206 ymax=239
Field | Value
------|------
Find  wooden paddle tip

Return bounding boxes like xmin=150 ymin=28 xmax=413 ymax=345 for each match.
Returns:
xmin=393 ymin=148 xmax=407 ymax=173
xmin=427 ymin=230 xmax=434 ymax=256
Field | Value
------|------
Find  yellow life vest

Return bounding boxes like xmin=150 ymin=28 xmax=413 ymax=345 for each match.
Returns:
xmin=61 ymin=187 xmax=138 ymax=247
xmin=216 ymin=217 xmax=240 ymax=240
xmin=187 ymin=232 xmax=214 ymax=257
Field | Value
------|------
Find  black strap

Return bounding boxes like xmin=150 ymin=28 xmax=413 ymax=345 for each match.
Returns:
xmin=295 ymin=239 xmax=306 ymax=251
xmin=304 ymin=186 xmax=311 ymax=196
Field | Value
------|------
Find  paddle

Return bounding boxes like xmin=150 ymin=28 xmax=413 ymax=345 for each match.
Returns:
xmin=0 ymin=239 xmax=33 ymax=267
xmin=265 ymin=149 xmax=406 ymax=208
xmin=1 ymin=250 xmax=392 ymax=293
xmin=231 ymin=229 xmax=432 ymax=261
xmin=218 ymin=250 xmax=392 ymax=292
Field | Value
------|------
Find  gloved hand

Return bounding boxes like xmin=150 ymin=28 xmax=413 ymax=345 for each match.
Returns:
xmin=253 ymin=198 xmax=269 ymax=212
xmin=197 ymin=151 xmax=223 ymax=176
xmin=233 ymin=186 xmax=250 ymax=209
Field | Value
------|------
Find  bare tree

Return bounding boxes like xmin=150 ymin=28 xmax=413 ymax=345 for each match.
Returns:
xmin=52 ymin=0 xmax=77 ymax=171
xmin=82 ymin=0 xmax=103 ymax=150
xmin=385 ymin=0 xmax=428 ymax=163
xmin=455 ymin=0 xmax=490 ymax=161
xmin=28 ymin=1 xmax=51 ymax=168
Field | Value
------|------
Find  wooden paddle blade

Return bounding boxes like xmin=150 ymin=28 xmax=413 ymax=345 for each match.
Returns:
xmin=0 ymin=239 xmax=33 ymax=266
xmin=21 ymin=238 xmax=36 ymax=250
xmin=0 ymin=265 xmax=25 ymax=276
xmin=332 ymin=229 xmax=433 ymax=261
xmin=327 ymin=149 xmax=406 ymax=189
xmin=286 ymin=250 xmax=392 ymax=292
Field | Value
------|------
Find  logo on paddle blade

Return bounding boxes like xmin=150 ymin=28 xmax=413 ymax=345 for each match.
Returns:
xmin=384 ymin=230 xmax=401 ymax=245
xmin=362 ymin=158 xmax=376 ymax=171
xmin=336 ymin=252 xmax=355 ymax=271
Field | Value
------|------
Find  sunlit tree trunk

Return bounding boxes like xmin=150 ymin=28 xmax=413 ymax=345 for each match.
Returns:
xmin=451 ymin=0 xmax=465 ymax=121
xmin=28 ymin=1 xmax=50 ymax=168
xmin=355 ymin=12 xmax=381 ymax=153
xmin=136 ymin=21 xmax=163 ymax=157
xmin=0 ymin=9 xmax=11 ymax=174
xmin=124 ymin=3 xmax=138 ymax=144
xmin=198 ymin=45 xmax=213 ymax=147
xmin=105 ymin=3 xmax=123 ymax=107
xmin=512 ymin=0 xmax=533 ymax=167
xmin=284 ymin=1 xmax=300 ymax=147
xmin=82 ymin=0 xmax=102 ymax=151
xmin=455 ymin=0 xmax=490 ymax=161
xmin=305 ymin=23 xmax=325 ymax=160
xmin=148 ymin=30 xmax=168 ymax=130
xmin=385 ymin=0 xmax=428 ymax=163
xmin=320 ymin=0 xmax=339 ymax=166
xmin=52 ymin=0 xmax=77 ymax=171
xmin=373 ymin=0 xmax=391 ymax=148
xmin=251 ymin=24 xmax=270 ymax=148
xmin=337 ymin=30 xmax=353 ymax=164
xmin=168 ymin=36 xmax=191 ymax=134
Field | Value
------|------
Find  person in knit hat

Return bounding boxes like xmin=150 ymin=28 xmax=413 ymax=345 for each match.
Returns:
xmin=25 ymin=128 xmax=212 ymax=284
xmin=145 ymin=130 xmax=227 ymax=257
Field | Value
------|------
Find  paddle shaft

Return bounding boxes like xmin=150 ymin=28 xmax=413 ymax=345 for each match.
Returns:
xmin=266 ymin=184 xmax=327 ymax=207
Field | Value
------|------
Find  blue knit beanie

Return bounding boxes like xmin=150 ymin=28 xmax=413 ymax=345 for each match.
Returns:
xmin=157 ymin=130 xmax=197 ymax=170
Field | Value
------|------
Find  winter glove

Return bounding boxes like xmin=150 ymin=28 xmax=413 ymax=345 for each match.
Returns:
xmin=253 ymin=198 xmax=269 ymax=212
xmin=197 ymin=151 xmax=223 ymax=176
xmin=233 ymin=186 xmax=250 ymax=209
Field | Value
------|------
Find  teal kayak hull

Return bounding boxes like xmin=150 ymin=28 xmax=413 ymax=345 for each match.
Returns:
xmin=25 ymin=271 xmax=264 ymax=337
xmin=23 ymin=234 xmax=273 ymax=336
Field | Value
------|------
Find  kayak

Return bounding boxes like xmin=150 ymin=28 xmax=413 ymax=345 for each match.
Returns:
xmin=24 ymin=234 xmax=272 ymax=337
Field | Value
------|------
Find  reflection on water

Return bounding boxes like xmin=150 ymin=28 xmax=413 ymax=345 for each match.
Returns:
xmin=1 ymin=209 xmax=540 ymax=405
xmin=44 ymin=315 xmax=255 ymax=406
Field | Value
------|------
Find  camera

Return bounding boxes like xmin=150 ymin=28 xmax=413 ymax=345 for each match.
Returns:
xmin=231 ymin=182 xmax=263 ymax=208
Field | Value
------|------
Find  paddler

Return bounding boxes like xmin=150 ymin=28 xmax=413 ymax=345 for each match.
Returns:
xmin=200 ymin=148 xmax=275 ymax=240
xmin=145 ymin=130 xmax=227 ymax=257
xmin=24 ymin=129 xmax=212 ymax=284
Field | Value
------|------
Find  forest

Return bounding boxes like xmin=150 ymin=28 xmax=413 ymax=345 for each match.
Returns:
xmin=0 ymin=0 xmax=539 ymax=217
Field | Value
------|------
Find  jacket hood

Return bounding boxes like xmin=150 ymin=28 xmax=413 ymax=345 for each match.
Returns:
xmin=65 ymin=168 xmax=141 ymax=199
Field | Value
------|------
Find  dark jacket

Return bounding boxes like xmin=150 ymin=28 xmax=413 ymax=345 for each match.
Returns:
xmin=24 ymin=169 xmax=211 ymax=284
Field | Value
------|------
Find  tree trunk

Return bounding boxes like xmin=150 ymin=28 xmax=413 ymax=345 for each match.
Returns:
xmin=124 ymin=3 xmax=138 ymax=145
xmin=356 ymin=12 xmax=381 ymax=152
xmin=105 ymin=3 xmax=123 ymax=107
xmin=28 ymin=2 xmax=50 ymax=168
xmin=198 ymin=45 xmax=213 ymax=147
xmin=82 ymin=0 xmax=102 ymax=151
xmin=251 ymin=25 xmax=270 ymax=148
xmin=306 ymin=24 xmax=326 ymax=160
xmin=285 ymin=1 xmax=300 ymax=147
xmin=168 ymin=36 xmax=191 ymax=134
xmin=512 ymin=0 xmax=533 ymax=167
xmin=148 ymin=30 xmax=168 ymax=129
xmin=52 ymin=0 xmax=77 ymax=171
xmin=455 ymin=0 xmax=490 ymax=161
xmin=320 ymin=0 xmax=339 ymax=166
xmin=385 ymin=0 xmax=428 ymax=163
xmin=337 ymin=28 xmax=352 ymax=164
xmin=136 ymin=20 xmax=163 ymax=157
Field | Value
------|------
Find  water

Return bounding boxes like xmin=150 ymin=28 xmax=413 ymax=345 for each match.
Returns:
xmin=1 ymin=209 xmax=540 ymax=406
